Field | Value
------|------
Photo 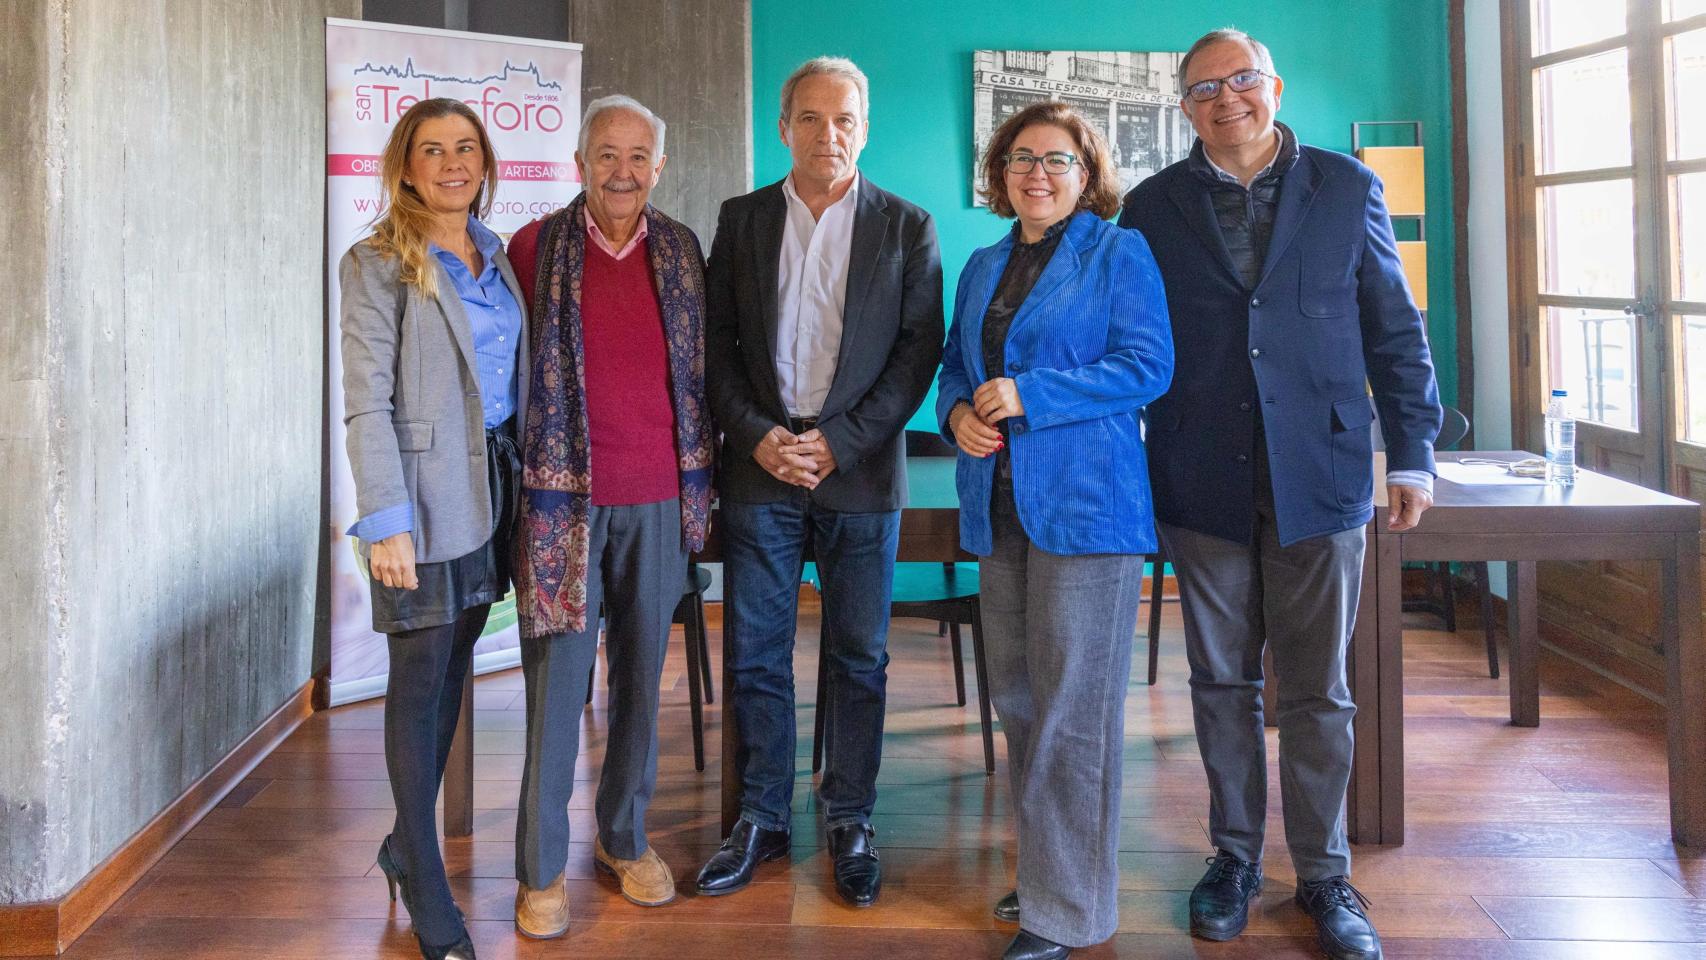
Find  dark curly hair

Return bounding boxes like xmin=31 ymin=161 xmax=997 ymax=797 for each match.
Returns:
xmin=979 ymin=101 xmax=1122 ymax=219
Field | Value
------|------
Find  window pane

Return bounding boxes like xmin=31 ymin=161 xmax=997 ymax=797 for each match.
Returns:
xmin=1669 ymin=0 xmax=1706 ymax=22
xmin=1539 ymin=180 xmax=1636 ymax=298
xmin=1669 ymin=29 xmax=1706 ymax=160
xmin=1684 ymin=315 xmax=1706 ymax=444
xmin=1547 ymin=307 xmax=1639 ymax=430
xmin=1679 ymin=173 xmax=1706 ymax=301
xmin=1533 ymin=0 xmax=1627 ymax=54
xmin=1535 ymin=50 xmax=1632 ymax=173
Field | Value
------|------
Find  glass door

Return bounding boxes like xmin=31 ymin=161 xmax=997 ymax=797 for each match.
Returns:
xmin=1662 ymin=1 xmax=1706 ymax=498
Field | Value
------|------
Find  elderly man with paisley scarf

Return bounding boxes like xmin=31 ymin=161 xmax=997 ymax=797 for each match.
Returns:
xmin=502 ymin=94 xmax=713 ymax=939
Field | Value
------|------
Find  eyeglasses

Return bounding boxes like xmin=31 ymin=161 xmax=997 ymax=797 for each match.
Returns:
xmin=1003 ymin=151 xmax=1081 ymax=175
xmin=1184 ymin=69 xmax=1274 ymax=102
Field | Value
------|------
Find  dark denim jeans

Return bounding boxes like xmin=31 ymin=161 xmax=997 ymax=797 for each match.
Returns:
xmin=721 ymin=492 xmax=900 ymax=831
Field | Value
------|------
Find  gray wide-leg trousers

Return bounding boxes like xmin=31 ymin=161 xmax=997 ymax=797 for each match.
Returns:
xmin=515 ymin=498 xmax=687 ymax=887
xmin=979 ymin=484 xmax=1145 ymax=947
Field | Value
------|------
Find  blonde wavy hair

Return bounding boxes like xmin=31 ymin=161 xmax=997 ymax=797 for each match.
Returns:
xmin=367 ymin=98 xmax=499 ymax=300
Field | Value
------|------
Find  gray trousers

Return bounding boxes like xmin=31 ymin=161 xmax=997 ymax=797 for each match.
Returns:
xmin=1159 ymin=469 xmax=1365 ymax=881
xmin=515 ymin=498 xmax=687 ymax=887
xmin=980 ymin=483 xmax=1145 ymax=948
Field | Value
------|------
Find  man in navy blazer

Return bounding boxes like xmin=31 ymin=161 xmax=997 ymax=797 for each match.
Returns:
xmin=1120 ymin=28 xmax=1441 ymax=960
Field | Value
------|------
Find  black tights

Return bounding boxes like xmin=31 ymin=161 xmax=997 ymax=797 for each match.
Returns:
xmin=383 ymin=604 xmax=488 ymax=948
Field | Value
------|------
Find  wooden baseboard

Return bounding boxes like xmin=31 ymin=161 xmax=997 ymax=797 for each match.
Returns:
xmin=0 ymin=680 xmax=315 ymax=957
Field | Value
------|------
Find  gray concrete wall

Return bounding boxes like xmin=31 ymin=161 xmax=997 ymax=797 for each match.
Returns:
xmin=1 ymin=0 xmax=355 ymax=905
xmin=470 ymin=0 xmax=567 ymax=41
xmin=361 ymin=0 xmax=754 ymax=242
xmin=0 ymin=0 xmax=68 ymax=904
xmin=570 ymin=0 xmax=753 ymax=242
xmin=364 ymin=0 xmax=569 ymax=43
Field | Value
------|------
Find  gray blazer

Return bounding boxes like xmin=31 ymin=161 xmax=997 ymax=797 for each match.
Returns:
xmin=339 ymin=239 xmax=529 ymax=563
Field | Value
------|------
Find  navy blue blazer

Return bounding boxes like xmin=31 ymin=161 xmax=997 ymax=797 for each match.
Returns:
xmin=936 ymin=211 xmax=1174 ymax=557
xmin=1119 ymin=145 xmax=1441 ymax=547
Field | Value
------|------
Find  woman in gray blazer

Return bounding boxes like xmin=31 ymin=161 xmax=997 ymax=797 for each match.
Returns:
xmin=339 ymin=98 xmax=526 ymax=960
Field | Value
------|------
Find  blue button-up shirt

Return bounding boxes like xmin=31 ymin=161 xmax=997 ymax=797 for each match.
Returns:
xmin=349 ymin=216 xmax=523 ymax=544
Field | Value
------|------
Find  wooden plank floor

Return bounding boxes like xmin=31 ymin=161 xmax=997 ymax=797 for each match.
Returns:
xmin=49 ymin=600 xmax=1706 ymax=958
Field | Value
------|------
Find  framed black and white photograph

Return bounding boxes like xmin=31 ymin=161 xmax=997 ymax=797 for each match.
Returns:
xmin=971 ymin=49 xmax=1193 ymax=205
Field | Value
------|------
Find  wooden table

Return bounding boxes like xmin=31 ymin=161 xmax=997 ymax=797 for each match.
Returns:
xmin=445 ymin=452 xmax=1705 ymax=852
xmin=1346 ymin=451 xmax=1704 ymax=847
xmin=437 ymin=458 xmax=969 ymax=838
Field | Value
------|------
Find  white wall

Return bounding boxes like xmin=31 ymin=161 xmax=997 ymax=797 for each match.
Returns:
xmin=1465 ymin=0 xmax=1512 ymax=597
xmin=1466 ymin=0 xmax=1514 ymax=450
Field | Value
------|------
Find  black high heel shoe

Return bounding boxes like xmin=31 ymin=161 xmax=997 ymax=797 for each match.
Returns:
xmin=377 ymin=835 xmax=408 ymax=905
xmin=380 ymin=835 xmax=473 ymax=957
xmin=418 ymin=932 xmax=476 ymax=960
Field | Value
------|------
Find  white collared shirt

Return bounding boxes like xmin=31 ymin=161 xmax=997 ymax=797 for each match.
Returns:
xmin=775 ymin=171 xmax=859 ymax=418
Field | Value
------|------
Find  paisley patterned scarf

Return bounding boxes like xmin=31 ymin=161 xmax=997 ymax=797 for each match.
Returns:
xmin=513 ymin=194 xmax=714 ymax=637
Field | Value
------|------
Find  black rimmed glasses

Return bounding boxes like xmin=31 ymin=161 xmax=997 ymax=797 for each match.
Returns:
xmin=1185 ymin=69 xmax=1274 ymax=102
xmin=1003 ymin=151 xmax=1081 ymax=175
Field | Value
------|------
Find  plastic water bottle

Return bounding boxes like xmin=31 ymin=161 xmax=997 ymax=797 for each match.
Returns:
xmin=1545 ymin=389 xmax=1575 ymax=485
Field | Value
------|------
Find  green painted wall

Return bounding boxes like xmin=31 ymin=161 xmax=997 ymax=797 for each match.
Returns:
xmin=750 ymin=0 xmax=1458 ymax=427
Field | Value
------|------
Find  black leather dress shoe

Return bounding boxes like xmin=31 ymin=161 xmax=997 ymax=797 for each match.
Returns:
xmin=828 ymin=822 xmax=882 ymax=906
xmin=993 ymin=890 xmax=1020 ymax=922
xmin=1295 ymin=876 xmax=1382 ymax=960
xmin=1002 ymin=928 xmax=1070 ymax=960
xmin=1188 ymin=852 xmax=1263 ymax=941
xmin=694 ymin=820 xmax=790 ymax=897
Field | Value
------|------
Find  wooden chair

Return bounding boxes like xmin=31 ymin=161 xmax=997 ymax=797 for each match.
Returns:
xmin=1144 ymin=553 xmax=1170 ymax=685
xmin=808 ymin=429 xmax=995 ymax=775
xmin=587 ymin=563 xmax=717 ymax=771
xmin=1397 ymin=406 xmax=1501 ymax=677
xmin=676 ymin=563 xmax=715 ymax=771
xmin=805 ymin=561 xmax=995 ymax=776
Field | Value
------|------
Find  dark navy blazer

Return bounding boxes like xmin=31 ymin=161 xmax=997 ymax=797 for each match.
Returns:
xmin=1119 ymin=145 xmax=1442 ymax=547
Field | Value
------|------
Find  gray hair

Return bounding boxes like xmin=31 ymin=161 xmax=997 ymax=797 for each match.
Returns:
xmin=779 ymin=56 xmax=870 ymax=122
xmin=577 ymin=94 xmax=667 ymax=158
xmin=1178 ymin=28 xmax=1277 ymax=95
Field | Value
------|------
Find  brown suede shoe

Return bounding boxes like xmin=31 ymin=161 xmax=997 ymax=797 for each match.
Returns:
xmin=594 ymin=837 xmax=677 ymax=906
xmin=514 ymin=873 xmax=570 ymax=939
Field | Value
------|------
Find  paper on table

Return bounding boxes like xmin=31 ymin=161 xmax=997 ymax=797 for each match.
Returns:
xmin=1436 ymin=461 xmax=1549 ymax=486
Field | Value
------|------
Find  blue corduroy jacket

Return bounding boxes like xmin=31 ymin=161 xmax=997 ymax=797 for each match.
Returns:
xmin=936 ymin=210 xmax=1174 ymax=557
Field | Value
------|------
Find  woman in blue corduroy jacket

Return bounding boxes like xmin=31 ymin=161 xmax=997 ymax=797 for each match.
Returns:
xmin=935 ymin=101 xmax=1174 ymax=960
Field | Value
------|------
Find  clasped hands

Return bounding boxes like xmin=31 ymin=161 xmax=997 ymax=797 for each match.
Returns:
xmin=949 ymin=377 xmax=1025 ymax=458
xmin=755 ymin=425 xmax=838 ymax=489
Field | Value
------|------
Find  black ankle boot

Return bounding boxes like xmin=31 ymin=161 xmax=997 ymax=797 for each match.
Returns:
xmin=1188 ymin=851 xmax=1262 ymax=941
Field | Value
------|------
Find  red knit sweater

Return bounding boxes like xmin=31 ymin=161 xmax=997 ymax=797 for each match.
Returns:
xmin=508 ymin=219 xmax=677 ymax=506
xmin=580 ymin=240 xmax=678 ymax=505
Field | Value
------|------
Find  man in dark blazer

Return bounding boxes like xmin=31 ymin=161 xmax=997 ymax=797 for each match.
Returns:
xmin=695 ymin=56 xmax=943 ymax=907
xmin=1120 ymin=28 xmax=1441 ymax=960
